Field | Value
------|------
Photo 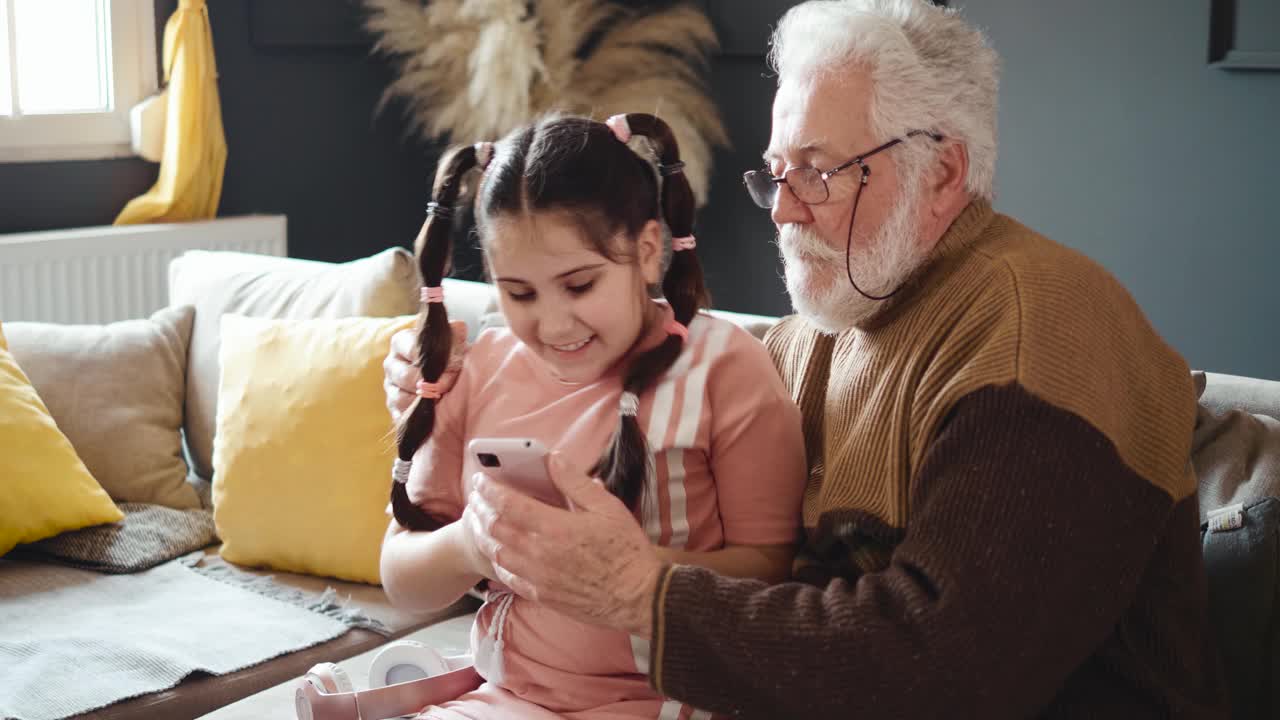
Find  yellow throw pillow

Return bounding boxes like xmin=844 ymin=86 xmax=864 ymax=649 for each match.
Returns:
xmin=212 ymin=314 xmax=417 ymax=584
xmin=0 ymin=321 xmax=123 ymax=556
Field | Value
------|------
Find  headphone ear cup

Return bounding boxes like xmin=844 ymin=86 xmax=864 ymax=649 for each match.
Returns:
xmin=306 ymin=662 xmax=354 ymax=694
xmin=329 ymin=664 xmax=355 ymax=694
xmin=368 ymin=640 xmax=452 ymax=689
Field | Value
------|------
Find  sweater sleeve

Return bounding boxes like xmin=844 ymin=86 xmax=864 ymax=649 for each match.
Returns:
xmin=649 ymin=382 xmax=1177 ymax=718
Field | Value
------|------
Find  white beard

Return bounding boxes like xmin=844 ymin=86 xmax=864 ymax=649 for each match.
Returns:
xmin=776 ymin=183 xmax=929 ymax=334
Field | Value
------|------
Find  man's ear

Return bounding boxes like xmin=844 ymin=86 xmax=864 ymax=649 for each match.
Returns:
xmin=637 ymin=219 xmax=665 ymax=285
xmin=930 ymin=140 xmax=970 ymax=218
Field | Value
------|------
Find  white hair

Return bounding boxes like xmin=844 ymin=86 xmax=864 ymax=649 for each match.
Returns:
xmin=769 ymin=0 xmax=1000 ymax=201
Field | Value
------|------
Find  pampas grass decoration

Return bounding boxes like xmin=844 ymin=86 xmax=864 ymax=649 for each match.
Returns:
xmin=363 ymin=0 xmax=729 ymax=205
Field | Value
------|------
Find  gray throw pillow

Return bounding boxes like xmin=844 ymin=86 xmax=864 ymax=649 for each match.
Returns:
xmin=1192 ymin=374 xmax=1280 ymax=522
xmin=4 ymin=305 xmax=199 ymax=509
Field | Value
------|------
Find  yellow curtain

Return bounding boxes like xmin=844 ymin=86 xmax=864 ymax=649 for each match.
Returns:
xmin=115 ymin=0 xmax=226 ymax=225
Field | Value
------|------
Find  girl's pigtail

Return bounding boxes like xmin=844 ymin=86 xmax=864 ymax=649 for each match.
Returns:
xmin=627 ymin=113 xmax=709 ymax=324
xmin=590 ymin=113 xmax=707 ymax=513
xmin=391 ymin=144 xmax=488 ymax=530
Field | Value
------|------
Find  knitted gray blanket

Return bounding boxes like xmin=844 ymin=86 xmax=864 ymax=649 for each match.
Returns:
xmin=0 ymin=556 xmax=351 ymax=720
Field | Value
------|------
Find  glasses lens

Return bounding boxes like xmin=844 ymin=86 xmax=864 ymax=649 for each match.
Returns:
xmin=742 ymin=171 xmax=778 ymax=209
xmin=785 ymin=168 xmax=828 ymax=204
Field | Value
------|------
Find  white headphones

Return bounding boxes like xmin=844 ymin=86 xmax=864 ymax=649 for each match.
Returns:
xmin=294 ymin=641 xmax=478 ymax=720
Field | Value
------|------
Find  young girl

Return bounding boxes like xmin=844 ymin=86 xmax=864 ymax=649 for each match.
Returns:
xmin=380 ymin=114 xmax=806 ymax=719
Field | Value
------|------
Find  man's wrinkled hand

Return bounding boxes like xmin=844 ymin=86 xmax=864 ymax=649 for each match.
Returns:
xmin=467 ymin=452 xmax=665 ymax=638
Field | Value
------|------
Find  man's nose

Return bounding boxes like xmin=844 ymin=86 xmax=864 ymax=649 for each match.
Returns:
xmin=770 ymin=182 xmax=812 ymax=226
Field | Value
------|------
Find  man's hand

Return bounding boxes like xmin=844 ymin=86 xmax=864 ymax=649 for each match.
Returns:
xmin=467 ymin=452 xmax=665 ymax=637
xmin=383 ymin=321 xmax=468 ymax=424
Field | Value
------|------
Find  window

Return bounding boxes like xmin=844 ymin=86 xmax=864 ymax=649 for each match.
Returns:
xmin=0 ymin=0 xmax=157 ymax=162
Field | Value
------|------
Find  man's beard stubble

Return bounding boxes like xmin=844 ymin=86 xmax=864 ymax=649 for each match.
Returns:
xmin=776 ymin=182 xmax=929 ymax=334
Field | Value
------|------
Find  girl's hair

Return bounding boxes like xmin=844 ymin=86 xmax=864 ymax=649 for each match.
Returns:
xmin=391 ymin=114 xmax=708 ymax=530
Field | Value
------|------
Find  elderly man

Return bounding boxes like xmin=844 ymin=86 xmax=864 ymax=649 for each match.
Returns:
xmin=384 ymin=0 xmax=1227 ymax=716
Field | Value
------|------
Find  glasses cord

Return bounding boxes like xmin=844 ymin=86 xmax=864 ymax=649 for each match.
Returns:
xmin=845 ymin=169 xmax=907 ymax=302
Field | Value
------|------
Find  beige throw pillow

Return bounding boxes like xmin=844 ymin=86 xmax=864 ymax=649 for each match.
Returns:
xmin=3 ymin=305 xmax=199 ymax=509
xmin=168 ymin=248 xmax=421 ymax=480
xmin=0 ymin=320 xmax=124 ymax=556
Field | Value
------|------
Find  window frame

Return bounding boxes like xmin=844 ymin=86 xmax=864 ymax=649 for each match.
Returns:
xmin=0 ymin=0 xmax=159 ymax=163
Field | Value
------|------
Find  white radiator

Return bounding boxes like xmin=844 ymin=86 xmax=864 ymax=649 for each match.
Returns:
xmin=0 ymin=215 xmax=287 ymax=324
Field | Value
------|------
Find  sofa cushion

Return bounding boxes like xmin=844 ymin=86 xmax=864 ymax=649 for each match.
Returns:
xmin=705 ymin=307 xmax=781 ymax=341
xmin=439 ymin=278 xmax=500 ymax=342
xmin=170 ymin=248 xmax=421 ymax=481
xmin=1200 ymin=498 xmax=1280 ymax=719
xmin=473 ymin=302 xmax=781 ymax=343
xmin=0 ymin=321 xmax=122 ymax=556
xmin=445 ymin=277 xmax=782 ymax=341
xmin=4 ymin=306 xmax=200 ymax=508
xmin=1192 ymin=372 xmax=1280 ymax=522
xmin=1198 ymin=371 xmax=1280 ymax=420
xmin=1192 ymin=372 xmax=1280 ymax=718
xmin=212 ymin=314 xmax=416 ymax=584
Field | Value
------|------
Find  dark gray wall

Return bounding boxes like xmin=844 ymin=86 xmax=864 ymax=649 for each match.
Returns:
xmin=190 ymin=1 xmax=441 ymax=265
xmin=956 ymin=0 xmax=1280 ymax=379
xmin=694 ymin=1 xmax=797 ymax=317
xmin=0 ymin=0 xmax=792 ymax=310
xmin=5 ymin=0 xmax=1275 ymax=379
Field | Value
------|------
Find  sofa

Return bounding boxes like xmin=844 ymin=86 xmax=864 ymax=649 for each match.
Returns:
xmin=1 ymin=247 xmax=1276 ymax=720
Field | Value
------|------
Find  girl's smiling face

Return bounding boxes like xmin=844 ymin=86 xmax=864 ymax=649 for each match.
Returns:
xmin=485 ymin=211 xmax=664 ymax=383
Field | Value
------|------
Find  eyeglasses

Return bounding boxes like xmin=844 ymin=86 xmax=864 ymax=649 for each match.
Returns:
xmin=748 ymin=129 xmax=944 ymax=302
xmin=742 ymin=130 xmax=944 ymax=209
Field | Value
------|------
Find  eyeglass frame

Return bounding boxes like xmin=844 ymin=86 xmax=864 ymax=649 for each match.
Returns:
xmin=742 ymin=129 xmax=945 ymax=209
xmin=746 ymin=128 xmax=946 ymax=302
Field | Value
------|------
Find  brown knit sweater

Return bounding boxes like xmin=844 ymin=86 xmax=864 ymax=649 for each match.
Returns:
xmin=648 ymin=201 xmax=1229 ymax=717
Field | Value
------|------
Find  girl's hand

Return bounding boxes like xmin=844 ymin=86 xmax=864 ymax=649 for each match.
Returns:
xmin=384 ymin=320 xmax=469 ymax=424
xmin=383 ymin=327 xmax=421 ymax=424
xmin=456 ymin=500 xmax=500 ymax=581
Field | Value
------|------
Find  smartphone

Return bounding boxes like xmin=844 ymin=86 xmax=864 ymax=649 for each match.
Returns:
xmin=466 ymin=438 xmax=568 ymax=508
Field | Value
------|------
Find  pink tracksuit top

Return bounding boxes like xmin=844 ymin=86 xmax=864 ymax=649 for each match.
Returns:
xmin=404 ymin=304 xmax=806 ymax=719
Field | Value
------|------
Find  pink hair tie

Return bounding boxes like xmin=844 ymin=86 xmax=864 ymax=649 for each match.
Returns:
xmin=416 ymin=379 xmax=447 ymax=400
xmin=604 ymin=114 xmax=632 ymax=143
xmin=665 ymin=318 xmax=689 ymax=341
xmin=672 ymin=235 xmax=696 ymax=251
xmin=475 ymin=141 xmax=494 ymax=169
xmin=421 ymin=286 xmax=445 ymax=304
